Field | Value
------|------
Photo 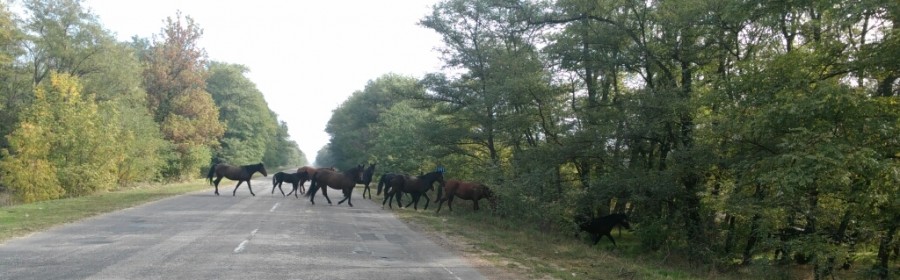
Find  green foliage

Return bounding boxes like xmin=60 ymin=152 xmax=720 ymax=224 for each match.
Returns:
xmin=322 ymin=74 xmax=424 ymax=170
xmin=262 ymin=121 xmax=307 ymax=168
xmin=206 ymin=62 xmax=278 ymax=165
xmin=317 ymin=0 xmax=900 ymax=277
xmin=1 ymin=73 xmax=117 ymax=202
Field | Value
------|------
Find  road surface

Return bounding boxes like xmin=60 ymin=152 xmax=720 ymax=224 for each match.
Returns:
xmin=0 ymin=177 xmax=484 ymax=280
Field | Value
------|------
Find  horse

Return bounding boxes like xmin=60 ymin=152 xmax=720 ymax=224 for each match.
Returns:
xmin=271 ymin=171 xmax=305 ymax=196
xmin=434 ymin=180 xmax=497 ymax=213
xmin=206 ymin=163 xmax=268 ymax=196
xmin=376 ymin=172 xmax=413 ymax=205
xmin=382 ymin=171 xmax=444 ymax=210
xmin=359 ymin=164 xmax=376 ymax=199
xmin=305 ymin=165 xmax=364 ymax=207
xmin=286 ymin=166 xmax=334 ymax=197
xmin=577 ymin=213 xmax=632 ymax=247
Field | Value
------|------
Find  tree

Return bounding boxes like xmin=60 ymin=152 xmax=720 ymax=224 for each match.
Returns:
xmin=262 ymin=121 xmax=307 ymax=168
xmin=322 ymin=74 xmax=422 ymax=169
xmin=0 ymin=2 xmax=27 ymax=152
xmin=1 ymin=72 xmax=117 ymax=202
xmin=140 ymin=12 xmax=224 ymax=180
xmin=206 ymin=61 xmax=277 ymax=165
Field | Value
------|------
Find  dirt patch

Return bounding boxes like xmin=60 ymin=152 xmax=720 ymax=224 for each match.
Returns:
xmin=401 ymin=218 xmax=556 ymax=280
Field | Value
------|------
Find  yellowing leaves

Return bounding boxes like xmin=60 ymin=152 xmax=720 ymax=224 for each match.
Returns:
xmin=0 ymin=72 xmax=119 ymax=202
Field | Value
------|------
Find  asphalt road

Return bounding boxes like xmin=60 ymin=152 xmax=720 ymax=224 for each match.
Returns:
xmin=0 ymin=177 xmax=485 ymax=280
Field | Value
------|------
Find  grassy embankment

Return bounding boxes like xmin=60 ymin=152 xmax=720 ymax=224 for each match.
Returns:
xmin=0 ymin=181 xmax=208 ymax=243
xmin=369 ymin=188 xmax=777 ymax=280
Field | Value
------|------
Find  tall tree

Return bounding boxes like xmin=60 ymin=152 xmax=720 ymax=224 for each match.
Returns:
xmin=140 ymin=12 xmax=224 ymax=180
xmin=206 ymin=61 xmax=277 ymax=165
xmin=262 ymin=121 xmax=307 ymax=168
xmin=0 ymin=2 xmax=27 ymax=151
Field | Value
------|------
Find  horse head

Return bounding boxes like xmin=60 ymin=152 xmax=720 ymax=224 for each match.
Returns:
xmin=424 ymin=170 xmax=444 ymax=190
xmin=616 ymin=214 xmax=632 ymax=231
xmin=346 ymin=164 xmax=364 ymax=182
xmin=257 ymin=162 xmax=268 ymax=177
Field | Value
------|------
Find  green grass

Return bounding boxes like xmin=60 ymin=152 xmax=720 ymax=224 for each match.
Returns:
xmin=0 ymin=181 xmax=207 ymax=243
xmin=368 ymin=189 xmax=748 ymax=280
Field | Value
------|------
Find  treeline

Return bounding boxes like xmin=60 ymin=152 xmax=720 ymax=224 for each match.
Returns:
xmin=318 ymin=0 xmax=899 ymax=278
xmin=0 ymin=1 xmax=306 ymax=204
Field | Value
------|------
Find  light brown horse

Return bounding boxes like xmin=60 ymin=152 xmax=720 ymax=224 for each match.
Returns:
xmin=206 ymin=163 xmax=268 ymax=196
xmin=305 ymin=165 xmax=364 ymax=207
xmin=435 ymin=179 xmax=496 ymax=213
xmin=286 ymin=166 xmax=335 ymax=197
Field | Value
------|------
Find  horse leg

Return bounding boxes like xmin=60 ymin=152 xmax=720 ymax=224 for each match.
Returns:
xmin=473 ymin=198 xmax=480 ymax=211
xmin=288 ymin=182 xmax=298 ymax=197
xmin=447 ymin=195 xmax=455 ymax=212
xmin=381 ymin=190 xmax=392 ymax=209
xmin=422 ymin=193 xmax=431 ymax=210
xmin=362 ymin=183 xmax=370 ymax=199
xmin=338 ymin=188 xmax=350 ymax=205
xmin=606 ymin=233 xmax=617 ymax=247
xmin=394 ymin=191 xmax=404 ymax=209
xmin=213 ymin=176 xmax=223 ymax=195
xmin=435 ymin=197 xmax=445 ymax=213
xmin=286 ymin=182 xmax=296 ymax=197
xmin=247 ymin=180 xmax=255 ymax=196
xmin=345 ymin=188 xmax=353 ymax=207
xmin=232 ymin=181 xmax=243 ymax=196
xmin=321 ymin=187 xmax=332 ymax=205
xmin=591 ymin=234 xmax=601 ymax=245
xmin=405 ymin=193 xmax=418 ymax=208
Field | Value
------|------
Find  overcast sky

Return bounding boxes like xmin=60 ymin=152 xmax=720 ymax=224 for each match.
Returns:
xmin=82 ymin=0 xmax=446 ymax=165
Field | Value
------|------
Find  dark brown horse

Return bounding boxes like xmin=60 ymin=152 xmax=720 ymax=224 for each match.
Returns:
xmin=377 ymin=173 xmax=402 ymax=196
xmin=286 ymin=166 xmax=334 ymax=197
xmin=359 ymin=164 xmax=377 ymax=199
xmin=206 ymin=163 xmax=268 ymax=196
xmin=382 ymin=171 xmax=444 ymax=210
xmin=305 ymin=165 xmax=364 ymax=207
xmin=435 ymin=180 xmax=497 ymax=213
xmin=271 ymin=171 xmax=304 ymax=196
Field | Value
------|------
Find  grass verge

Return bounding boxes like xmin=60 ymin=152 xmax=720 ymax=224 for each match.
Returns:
xmin=373 ymin=190 xmax=746 ymax=280
xmin=0 ymin=181 xmax=207 ymax=243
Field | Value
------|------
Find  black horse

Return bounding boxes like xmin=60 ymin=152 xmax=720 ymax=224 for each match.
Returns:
xmin=577 ymin=213 xmax=632 ymax=247
xmin=271 ymin=171 xmax=305 ymax=196
xmin=359 ymin=164 xmax=376 ymax=199
xmin=206 ymin=163 xmax=268 ymax=196
xmin=382 ymin=171 xmax=444 ymax=210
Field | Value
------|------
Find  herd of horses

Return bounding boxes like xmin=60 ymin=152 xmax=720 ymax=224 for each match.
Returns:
xmin=205 ymin=162 xmax=633 ymax=248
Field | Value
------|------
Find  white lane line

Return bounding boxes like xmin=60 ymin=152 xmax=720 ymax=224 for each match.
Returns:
xmin=441 ymin=265 xmax=463 ymax=280
xmin=270 ymin=202 xmax=280 ymax=212
xmin=233 ymin=228 xmax=260 ymax=253
xmin=233 ymin=240 xmax=249 ymax=253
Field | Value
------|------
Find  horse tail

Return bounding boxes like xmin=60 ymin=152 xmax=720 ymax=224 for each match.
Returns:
xmin=377 ymin=175 xmax=386 ymax=195
xmin=206 ymin=164 xmax=217 ymax=185
xmin=272 ymin=173 xmax=278 ymax=186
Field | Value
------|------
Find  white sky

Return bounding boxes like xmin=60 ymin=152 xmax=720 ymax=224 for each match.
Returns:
xmin=82 ymin=0 xmax=446 ymax=165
